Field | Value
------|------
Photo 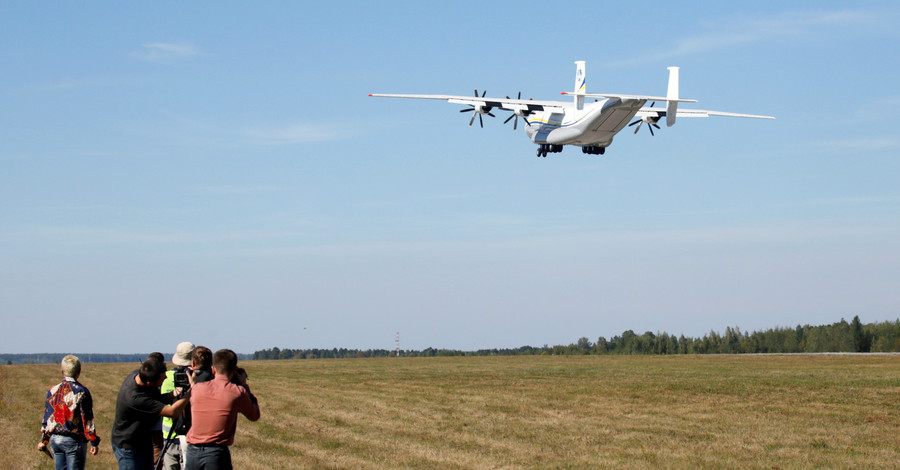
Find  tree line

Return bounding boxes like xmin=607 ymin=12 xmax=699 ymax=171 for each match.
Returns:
xmin=252 ymin=316 xmax=900 ymax=360
xmin=0 ymin=352 xmax=252 ymax=366
xmin=1 ymin=353 xmax=147 ymax=366
xmin=4 ymin=317 xmax=896 ymax=365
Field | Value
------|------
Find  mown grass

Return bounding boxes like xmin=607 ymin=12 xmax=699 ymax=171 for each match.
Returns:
xmin=2 ymin=355 xmax=898 ymax=469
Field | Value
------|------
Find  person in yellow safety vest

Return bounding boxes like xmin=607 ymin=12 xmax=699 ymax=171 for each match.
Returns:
xmin=160 ymin=341 xmax=194 ymax=470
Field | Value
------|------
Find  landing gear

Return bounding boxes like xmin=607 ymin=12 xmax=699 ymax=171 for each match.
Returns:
xmin=536 ymin=144 xmax=563 ymax=157
xmin=581 ymin=145 xmax=605 ymax=155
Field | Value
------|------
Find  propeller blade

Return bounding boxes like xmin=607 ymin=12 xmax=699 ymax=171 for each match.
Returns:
xmin=460 ymin=108 xmax=474 ymax=113
xmin=630 ymin=117 xmax=660 ymax=136
xmin=502 ymin=92 xmax=524 ymax=131
xmin=515 ymin=92 xmax=522 ymax=130
xmin=469 ymin=113 xmax=476 ymax=127
xmin=478 ymin=114 xmax=484 ymax=128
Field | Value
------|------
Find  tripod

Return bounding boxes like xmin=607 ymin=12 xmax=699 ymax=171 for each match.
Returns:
xmin=155 ymin=405 xmax=189 ymax=470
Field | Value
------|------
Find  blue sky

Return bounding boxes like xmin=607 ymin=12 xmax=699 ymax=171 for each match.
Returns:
xmin=2 ymin=2 xmax=899 ymax=354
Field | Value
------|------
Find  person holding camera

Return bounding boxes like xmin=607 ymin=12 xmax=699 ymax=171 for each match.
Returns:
xmin=159 ymin=342 xmax=195 ymax=470
xmin=38 ymin=355 xmax=100 ymax=470
xmin=159 ymin=344 xmax=215 ymax=470
xmin=111 ymin=357 xmax=191 ymax=470
xmin=185 ymin=349 xmax=260 ymax=470
xmin=188 ymin=346 xmax=214 ymax=384
xmin=146 ymin=352 xmax=167 ymax=465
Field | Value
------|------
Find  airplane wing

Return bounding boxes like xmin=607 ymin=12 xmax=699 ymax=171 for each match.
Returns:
xmin=635 ymin=106 xmax=775 ymax=120
xmin=369 ymin=93 xmax=568 ymax=114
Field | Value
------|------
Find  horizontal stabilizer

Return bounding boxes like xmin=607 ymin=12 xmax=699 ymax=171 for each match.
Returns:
xmin=561 ymin=92 xmax=697 ymax=103
xmin=636 ymin=107 xmax=775 ymax=120
xmin=674 ymin=109 xmax=775 ymax=119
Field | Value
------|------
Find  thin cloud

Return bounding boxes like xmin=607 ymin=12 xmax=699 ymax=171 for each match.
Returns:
xmin=132 ymin=42 xmax=201 ymax=63
xmin=613 ymin=9 xmax=884 ymax=66
xmin=814 ymin=138 xmax=900 ymax=151
xmin=536 ymin=222 xmax=899 ymax=250
xmin=789 ymin=196 xmax=893 ymax=208
xmin=0 ymin=225 xmax=304 ymax=245
xmin=242 ymin=123 xmax=345 ymax=145
xmin=853 ymin=96 xmax=900 ymax=122
xmin=191 ymin=185 xmax=284 ymax=196
xmin=122 ymin=110 xmax=353 ymax=148
xmin=30 ymin=77 xmax=127 ymax=90
xmin=11 ymin=76 xmax=150 ymax=95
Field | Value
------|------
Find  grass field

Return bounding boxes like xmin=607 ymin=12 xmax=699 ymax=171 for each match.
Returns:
xmin=2 ymin=355 xmax=898 ymax=469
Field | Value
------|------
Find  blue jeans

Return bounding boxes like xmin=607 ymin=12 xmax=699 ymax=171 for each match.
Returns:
xmin=112 ymin=444 xmax=154 ymax=470
xmin=185 ymin=444 xmax=232 ymax=470
xmin=49 ymin=435 xmax=86 ymax=470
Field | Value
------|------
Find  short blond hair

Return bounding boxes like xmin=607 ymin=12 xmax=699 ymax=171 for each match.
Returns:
xmin=61 ymin=355 xmax=81 ymax=378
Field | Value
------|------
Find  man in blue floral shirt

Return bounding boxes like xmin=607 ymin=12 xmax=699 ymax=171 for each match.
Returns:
xmin=39 ymin=355 xmax=101 ymax=470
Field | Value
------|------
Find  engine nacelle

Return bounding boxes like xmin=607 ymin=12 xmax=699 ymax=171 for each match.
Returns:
xmin=642 ymin=115 xmax=661 ymax=126
xmin=474 ymin=105 xmax=493 ymax=115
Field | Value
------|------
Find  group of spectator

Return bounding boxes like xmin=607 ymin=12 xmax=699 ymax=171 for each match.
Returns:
xmin=39 ymin=342 xmax=260 ymax=470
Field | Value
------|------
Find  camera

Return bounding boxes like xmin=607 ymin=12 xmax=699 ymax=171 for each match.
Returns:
xmin=230 ymin=367 xmax=248 ymax=385
xmin=173 ymin=367 xmax=191 ymax=389
xmin=167 ymin=366 xmax=193 ymax=435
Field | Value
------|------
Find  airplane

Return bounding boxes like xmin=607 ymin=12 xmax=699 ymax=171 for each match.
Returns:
xmin=370 ymin=61 xmax=774 ymax=157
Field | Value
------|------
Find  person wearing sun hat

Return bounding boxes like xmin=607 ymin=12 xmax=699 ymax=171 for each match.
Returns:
xmin=171 ymin=342 xmax=194 ymax=368
xmin=159 ymin=342 xmax=195 ymax=469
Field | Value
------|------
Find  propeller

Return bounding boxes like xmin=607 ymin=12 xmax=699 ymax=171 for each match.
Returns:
xmin=503 ymin=92 xmax=530 ymax=131
xmin=459 ymin=89 xmax=495 ymax=128
xmin=628 ymin=102 xmax=663 ymax=136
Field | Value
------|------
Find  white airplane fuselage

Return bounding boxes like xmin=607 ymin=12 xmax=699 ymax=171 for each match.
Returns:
xmin=524 ymin=97 xmax=647 ymax=148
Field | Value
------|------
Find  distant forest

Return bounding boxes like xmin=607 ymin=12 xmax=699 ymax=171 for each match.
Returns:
xmin=4 ymin=317 xmax=898 ymax=365
xmin=0 ymin=352 xmax=252 ymax=366
xmin=252 ymin=316 xmax=900 ymax=360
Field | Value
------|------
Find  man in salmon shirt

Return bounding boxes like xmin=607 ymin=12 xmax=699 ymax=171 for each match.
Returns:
xmin=185 ymin=349 xmax=260 ymax=470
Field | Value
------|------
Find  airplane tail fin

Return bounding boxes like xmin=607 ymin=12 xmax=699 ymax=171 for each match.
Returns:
xmin=573 ymin=60 xmax=586 ymax=109
xmin=666 ymin=66 xmax=679 ymax=127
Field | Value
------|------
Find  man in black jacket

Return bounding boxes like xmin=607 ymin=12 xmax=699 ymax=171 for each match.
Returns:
xmin=111 ymin=357 xmax=190 ymax=470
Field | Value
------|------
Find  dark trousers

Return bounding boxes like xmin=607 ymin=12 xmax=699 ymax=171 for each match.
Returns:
xmin=185 ymin=444 xmax=232 ymax=470
xmin=112 ymin=444 xmax=154 ymax=470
